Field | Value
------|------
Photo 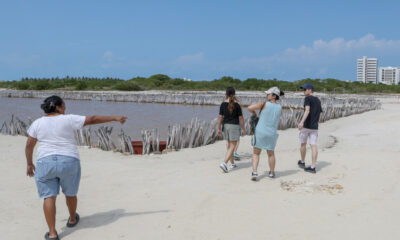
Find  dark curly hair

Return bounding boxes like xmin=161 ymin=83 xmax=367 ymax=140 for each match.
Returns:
xmin=40 ymin=95 xmax=64 ymax=114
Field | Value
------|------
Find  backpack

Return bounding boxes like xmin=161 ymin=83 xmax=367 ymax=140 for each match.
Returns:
xmin=249 ymin=102 xmax=265 ymax=135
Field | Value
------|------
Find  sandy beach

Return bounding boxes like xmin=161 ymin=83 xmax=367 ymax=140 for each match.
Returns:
xmin=1 ymin=102 xmax=400 ymax=240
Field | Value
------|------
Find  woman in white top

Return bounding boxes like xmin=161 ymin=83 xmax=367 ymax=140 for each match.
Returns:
xmin=25 ymin=95 xmax=127 ymax=240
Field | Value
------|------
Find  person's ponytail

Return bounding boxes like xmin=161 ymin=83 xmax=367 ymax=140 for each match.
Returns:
xmin=225 ymin=87 xmax=236 ymax=115
xmin=228 ymin=95 xmax=235 ymax=114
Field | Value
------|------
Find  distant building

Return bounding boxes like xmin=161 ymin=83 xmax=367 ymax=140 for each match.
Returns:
xmin=183 ymin=78 xmax=192 ymax=82
xmin=357 ymin=56 xmax=378 ymax=84
xmin=378 ymin=67 xmax=400 ymax=85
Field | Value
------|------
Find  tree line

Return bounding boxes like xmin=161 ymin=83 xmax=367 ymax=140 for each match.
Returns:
xmin=1 ymin=74 xmax=399 ymax=93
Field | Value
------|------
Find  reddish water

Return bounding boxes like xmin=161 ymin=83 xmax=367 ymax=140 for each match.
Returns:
xmin=0 ymin=97 xmax=251 ymax=140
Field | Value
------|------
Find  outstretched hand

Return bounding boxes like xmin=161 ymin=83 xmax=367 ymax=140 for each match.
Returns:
xmin=27 ymin=164 xmax=35 ymax=177
xmin=117 ymin=116 xmax=128 ymax=124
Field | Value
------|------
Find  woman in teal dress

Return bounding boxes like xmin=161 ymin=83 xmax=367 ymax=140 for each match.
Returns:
xmin=248 ymin=87 xmax=283 ymax=181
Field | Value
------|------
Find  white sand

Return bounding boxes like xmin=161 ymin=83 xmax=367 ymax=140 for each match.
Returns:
xmin=1 ymin=103 xmax=400 ymax=240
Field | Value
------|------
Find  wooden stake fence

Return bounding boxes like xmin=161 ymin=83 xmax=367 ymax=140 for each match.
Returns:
xmin=0 ymin=96 xmax=381 ymax=154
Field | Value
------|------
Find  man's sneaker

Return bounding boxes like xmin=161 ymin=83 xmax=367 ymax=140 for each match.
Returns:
xmin=268 ymin=171 xmax=275 ymax=178
xmin=251 ymin=171 xmax=258 ymax=181
xmin=230 ymin=164 xmax=237 ymax=169
xmin=234 ymin=152 xmax=240 ymax=161
xmin=304 ymin=166 xmax=316 ymax=174
xmin=220 ymin=162 xmax=228 ymax=173
xmin=298 ymin=160 xmax=305 ymax=169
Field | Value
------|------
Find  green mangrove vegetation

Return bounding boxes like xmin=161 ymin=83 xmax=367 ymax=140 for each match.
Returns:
xmin=1 ymin=74 xmax=400 ymax=93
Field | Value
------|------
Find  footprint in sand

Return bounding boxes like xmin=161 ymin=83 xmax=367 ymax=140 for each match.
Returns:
xmin=280 ymin=180 xmax=343 ymax=195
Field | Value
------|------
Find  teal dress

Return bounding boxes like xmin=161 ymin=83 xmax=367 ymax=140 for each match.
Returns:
xmin=252 ymin=102 xmax=282 ymax=151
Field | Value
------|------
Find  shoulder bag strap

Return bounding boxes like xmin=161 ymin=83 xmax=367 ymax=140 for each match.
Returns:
xmin=258 ymin=102 xmax=266 ymax=117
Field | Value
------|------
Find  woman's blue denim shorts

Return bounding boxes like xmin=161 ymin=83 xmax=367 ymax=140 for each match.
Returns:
xmin=35 ymin=155 xmax=81 ymax=199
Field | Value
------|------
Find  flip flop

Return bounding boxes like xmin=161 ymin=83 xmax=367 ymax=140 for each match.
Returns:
xmin=44 ymin=232 xmax=59 ymax=240
xmin=66 ymin=213 xmax=80 ymax=228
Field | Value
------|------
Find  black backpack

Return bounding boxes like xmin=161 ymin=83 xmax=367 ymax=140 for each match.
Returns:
xmin=249 ymin=102 xmax=265 ymax=135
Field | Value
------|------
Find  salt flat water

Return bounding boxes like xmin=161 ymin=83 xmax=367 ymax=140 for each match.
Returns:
xmin=0 ymin=97 xmax=251 ymax=140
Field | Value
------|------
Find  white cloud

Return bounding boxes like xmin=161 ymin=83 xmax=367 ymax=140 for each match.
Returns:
xmin=167 ymin=52 xmax=209 ymax=78
xmin=239 ymin=34 xmax=400 ymax=65
xmin=93 ymin=35 xmax=400 ymax=80
xmin=277 ymin=34 xmax=400 ymax=61
xmin=102 ymin=50 xmax=114 ymax=61
xmin=100 ymin=50 xmax=131 ymax=69
xmin=231 ymin=34 xmax=400 ymax=80
xmin=174 ymin=52 xmax=205 ymax=64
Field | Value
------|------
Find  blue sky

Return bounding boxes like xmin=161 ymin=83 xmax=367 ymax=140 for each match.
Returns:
xmin=1 ymin=0 xmax=400 ymax=81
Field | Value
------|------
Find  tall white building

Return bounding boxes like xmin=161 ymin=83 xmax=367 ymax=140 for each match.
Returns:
xmin=378 ymin=67 xmax=400 ymax=85
xmin=357 ymin=56 xmax=378 ymax=83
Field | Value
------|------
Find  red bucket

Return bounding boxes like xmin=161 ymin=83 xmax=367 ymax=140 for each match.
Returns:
xmin=131 ymin=141 xmax=167 ymax=155
xmin=159 ymin=141 xmax=167 ymax=152
xmin=131 ymin=141 xmax=143 ymax=155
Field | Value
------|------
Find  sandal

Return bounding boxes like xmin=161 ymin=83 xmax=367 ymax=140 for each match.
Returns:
xmin=44 ymin=232 xmax=59 ymax=240
xmin=66 ymin=213 xmax=80 ymax=228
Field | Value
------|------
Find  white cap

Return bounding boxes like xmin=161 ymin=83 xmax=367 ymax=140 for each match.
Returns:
xmin=265 ymin=86 xmax=281 ymax=96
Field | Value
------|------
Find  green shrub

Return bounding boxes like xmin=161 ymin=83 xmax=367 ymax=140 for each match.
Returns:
xmin=16 ymin=81 xmax=30 ymax=90
xmin=31 ymin=81 xmax=51 ymax=90
xmin=113 ymin=82 xmax=143 ymax=91
xmin=2 ymin=75 xmax=400 ymax=93
xmin=75 ymin=81 xmax=88 ymax=90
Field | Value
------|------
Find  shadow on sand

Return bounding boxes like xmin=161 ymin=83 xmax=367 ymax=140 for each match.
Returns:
xmin=233 ymin=160 xmax=252 ymax=171
xmin=255 ymin=161 xmax=332 ymax=180
xmin=316 ymin=161 xmax=331 ymax=170
xmin=59 ymin=209 xmax=169 ymax=238
xmin=232 ymin=157 xmax=332 ymax=175
xmin=258 ymin=169 xmax=300 ymax=180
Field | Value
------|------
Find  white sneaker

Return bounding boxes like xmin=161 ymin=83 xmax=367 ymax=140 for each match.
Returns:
xmin=268 ymin=171 xmax=275 ymax=178
xmin=220 ymin=162 xmax=228 ymax=173
xmin=251 ymin=171 xmax=258 ymax=181
xmin=230 ymin=164 xmax=237 ymax=169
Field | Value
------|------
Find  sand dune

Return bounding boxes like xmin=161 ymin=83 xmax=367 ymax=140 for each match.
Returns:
xmin=1 ymin=103 xmax=399 ymax=240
